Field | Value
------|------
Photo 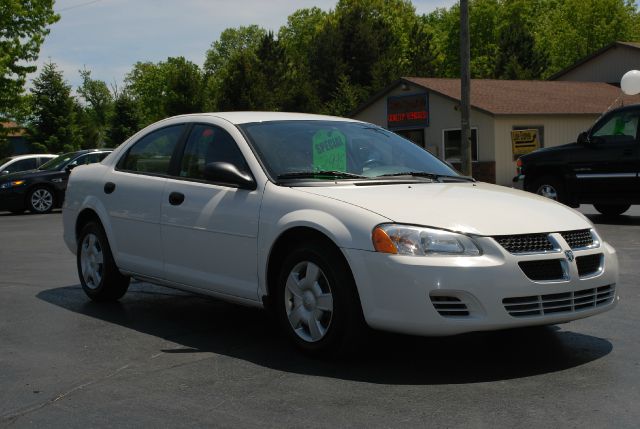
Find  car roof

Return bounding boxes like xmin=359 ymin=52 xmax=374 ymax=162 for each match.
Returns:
xmin=163 ymin=111 xmax=363 ymax=126
xmin=5 ymin=154 xmax=56 ymax=161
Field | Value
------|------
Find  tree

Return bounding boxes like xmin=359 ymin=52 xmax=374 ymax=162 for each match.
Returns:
xmin=0 ymin=0 xmax=59 ymax=119
xmin=30 ymin=62 xmax=80 ymax=153
xmin=107 ymin=92 xmax=139 ymax=146
xmin=494 ymin=0 xmax=548 ymax=79
xmin=125 ymin=57 xmax=204 ymax=125
xmin=204 ymin=25 xmax=267 ymax=76
xmin=537 ymin=0 xmax=640 ymax=77
xmin=77 ymin=69 xmax=113 ymax=147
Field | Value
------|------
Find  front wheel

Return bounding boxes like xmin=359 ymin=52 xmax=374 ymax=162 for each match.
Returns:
xmin=275 ymin=241 xmax=366 ymax=357
xmin=77 ymin=222 xmax=130 ymax=301
xmin=594 ymin=203 xmax=630 ymax=216
xmin=529 ymin=176 xmax=565 ymax=203
xmin=28 ymin=186 xmax=55 ymax=214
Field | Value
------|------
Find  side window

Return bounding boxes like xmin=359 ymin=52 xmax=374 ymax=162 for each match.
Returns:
xmin=592 ymin=111 xmax=639 ymax=144
xmin=118 ymin=125 xmax=184 ymax=174
xmin=6 ymin=158 xmax=37 ymax=173
xmin=179 ymin=125 xmax=248 ymax=181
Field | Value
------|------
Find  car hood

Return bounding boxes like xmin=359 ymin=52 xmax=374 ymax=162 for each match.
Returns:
xmin=298 ymin=181 xmax=592 ymax=236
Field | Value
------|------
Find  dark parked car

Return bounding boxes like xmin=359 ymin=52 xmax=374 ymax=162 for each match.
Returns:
xmin=0 ymin=149 xmax=111 ymax=214
xmin=0 ymin=154 xmax=57 ymax=175
xmin=515 ymin=104 xmax=639 ymax=216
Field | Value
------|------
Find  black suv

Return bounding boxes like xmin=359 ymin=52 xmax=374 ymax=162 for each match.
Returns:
xmin=515 ymin=104 xmax=639 ymax=216
xmin=0 ymin=149 xmax=112 ymax=214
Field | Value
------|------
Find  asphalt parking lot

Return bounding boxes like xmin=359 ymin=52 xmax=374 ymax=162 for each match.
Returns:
xmin=1 ymin=207 xmax=639 ymax=428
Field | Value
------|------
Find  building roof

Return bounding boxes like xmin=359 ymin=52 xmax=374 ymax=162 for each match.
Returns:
xmin=1 ymin=122 xmax=26 ymax=137
xmin=359 ymin=77 xmax=640 ymax=116
xmin=549 ymin=41 xmax=640 ymax=81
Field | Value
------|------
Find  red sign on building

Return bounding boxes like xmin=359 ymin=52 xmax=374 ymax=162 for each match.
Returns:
xmin=387 ymin=93 xmax=429 ymax=129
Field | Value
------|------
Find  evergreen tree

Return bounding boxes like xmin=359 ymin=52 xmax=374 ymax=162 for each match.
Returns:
xmin=30 ymin=62 xmax=80 ymax=153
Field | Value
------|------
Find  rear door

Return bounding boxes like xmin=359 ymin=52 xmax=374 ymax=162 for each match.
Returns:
xmin=160 ymin=123 xmax=262 ymax=300
xmin=572 ymin=108 xmax=640 ymax=202
xmin=102 ymin=124 xmax=186 ymax=276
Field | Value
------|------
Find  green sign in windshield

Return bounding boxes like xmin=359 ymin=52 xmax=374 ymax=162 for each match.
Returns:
xmin=312 ymin=130 xmax=347 ymax=171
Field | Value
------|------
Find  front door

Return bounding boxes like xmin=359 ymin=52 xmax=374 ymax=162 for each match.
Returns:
xmin=571 ymin=108 xmax=640 ymax=203
xmin=160 ymin=124 xmax=261 ymax=301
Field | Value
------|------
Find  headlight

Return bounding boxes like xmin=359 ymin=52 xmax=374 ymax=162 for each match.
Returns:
xmin=372 ymin=224 xmax=482 ymax=256
xmin=0 ymin=180 xmax=25 ymax=189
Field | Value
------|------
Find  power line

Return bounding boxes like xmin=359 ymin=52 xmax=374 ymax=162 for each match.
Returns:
xmin=57 ymin=0 xmax=104 ymax=12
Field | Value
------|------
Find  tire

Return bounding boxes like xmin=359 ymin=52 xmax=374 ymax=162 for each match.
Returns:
xmin=77 ymin=221 xmax=130 ymax=302
xmin=529 ymin=176 xmax=565 ymax=203
xmin=594 ymin=203 xmax=630 ymax=216
xmin=27 ymin=186 xmax=55 ymax=214
xmin=275 ymin=240 xmax=367 ymax=357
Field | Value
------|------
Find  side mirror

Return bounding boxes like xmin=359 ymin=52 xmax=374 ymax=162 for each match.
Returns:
xmin=203 ymin=162 xmax=256 ymax=190
xmin=577 ymin=132 xmax=589 ymax=145
xmin=65 ymin=164 xmax=77 ymax=173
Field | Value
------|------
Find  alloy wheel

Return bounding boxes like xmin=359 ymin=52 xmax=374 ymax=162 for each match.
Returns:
xmin=30 ymin=188 xmax=53 ymax=212
xmin=536 ymin=184 xmax=558 ymax=200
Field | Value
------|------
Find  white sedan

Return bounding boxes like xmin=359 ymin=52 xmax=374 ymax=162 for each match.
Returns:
xmin=62 ymin=112 xmax=619 ymax=355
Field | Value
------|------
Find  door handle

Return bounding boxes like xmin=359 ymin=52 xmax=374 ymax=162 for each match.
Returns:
xmin=622 ymin=149 xmax=633 ymax=156
xmin=168 ymin=192 xmax=185 ymax=206
xmin=104 ymin=182 xmax=116 ymax=194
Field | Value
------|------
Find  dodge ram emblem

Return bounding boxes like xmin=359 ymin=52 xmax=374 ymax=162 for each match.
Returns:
xmin=565 ymin=250 xmax=575 ymax=262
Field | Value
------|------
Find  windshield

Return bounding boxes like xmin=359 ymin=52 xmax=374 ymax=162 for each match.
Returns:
xmin=239 ymin=120 xmax=458 ymax=180
xmin=38 ymin=152 xmax=76 ymax=171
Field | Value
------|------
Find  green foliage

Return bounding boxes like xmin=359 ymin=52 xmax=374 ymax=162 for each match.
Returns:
xmin=29 ymin=62 xmax=81 ymax=153
xmin=125 ymin=57 xmax=204 ymax=125
xmin=77 ymin=69 xmax=114 ymax=148
xmin=8 ymin=0 xmax=640 ymax=152
xmin=107 ymin=92 xmax=140 ymax=146
xmin=536 ymin=0 xmax=640 ymax=77
xmin=0 ymin=0 xmax=59 ymax=118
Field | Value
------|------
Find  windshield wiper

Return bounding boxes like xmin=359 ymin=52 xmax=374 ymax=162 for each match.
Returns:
xmin=377 ymin=172 xmax=475 ymax=182
xmin=277 ymin=170 xmax=367 ymax=180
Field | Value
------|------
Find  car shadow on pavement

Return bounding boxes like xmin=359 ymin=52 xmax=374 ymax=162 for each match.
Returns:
xmin=587 ymin=213 xmax=640 ymax=226
xmin=37 ymin=282 xmax=612 ymax=386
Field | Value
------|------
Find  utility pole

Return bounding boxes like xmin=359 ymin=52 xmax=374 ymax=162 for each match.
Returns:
xmin=460 ymin=0 xmax=472 ymax=177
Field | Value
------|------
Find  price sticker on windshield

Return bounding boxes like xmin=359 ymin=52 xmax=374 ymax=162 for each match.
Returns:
xmin=312 ymin=130 xmax=347 ymax=171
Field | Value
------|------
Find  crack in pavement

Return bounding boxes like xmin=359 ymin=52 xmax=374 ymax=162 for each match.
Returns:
xmin=1 ymin=364 xmax=131 ymax=426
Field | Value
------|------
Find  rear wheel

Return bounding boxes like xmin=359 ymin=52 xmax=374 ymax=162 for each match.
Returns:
xmin=594 ymin=203 xmax=630 ymax=216
xmin=28 ymin=186 xmax=55 ymax=214
xmin=275 ymin=240 xmax=367 ymax=357
xmin=77 ymin=222 xmax=130 ymax=301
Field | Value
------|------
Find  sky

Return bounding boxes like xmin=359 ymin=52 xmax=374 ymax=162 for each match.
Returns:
xmin=36 ymin=0 xmax=458 ymax=90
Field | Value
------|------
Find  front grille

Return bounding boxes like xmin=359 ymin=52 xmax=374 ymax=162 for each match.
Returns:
xmin=503 ymin=285 xmax=615 ymax=317
xmin=494 ymin=233 xmax=554 ymax=254
xmin=561 ymin=229 xmax=594 ymax=249
xmin=518 ymin=259 xmax=565 ymax=281
xmin=576 ymin=254 xmax=603 ymax=277
xmin=430 ymin=296 xmax=469 ymax=317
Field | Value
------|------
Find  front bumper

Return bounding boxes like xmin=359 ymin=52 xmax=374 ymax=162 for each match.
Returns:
xmin=512 ymin=174 xmax=525 ymax=190
xmin=0 ymin=187 xmax=27 ymax=211
xmin=343 ymin=235 xmax=618 ymax=336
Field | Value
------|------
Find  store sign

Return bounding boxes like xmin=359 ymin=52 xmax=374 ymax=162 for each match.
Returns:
xmin=511 ymin=129 xmax=540 ymax=159
xmin=387 ymin=93 xmax=429 ymax=129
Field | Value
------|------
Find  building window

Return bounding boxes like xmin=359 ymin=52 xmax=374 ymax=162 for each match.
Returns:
xmin=443 ymin=128 xmax=478 ymax=162
xmin=512 ymin=125 xmax=544 ymax=148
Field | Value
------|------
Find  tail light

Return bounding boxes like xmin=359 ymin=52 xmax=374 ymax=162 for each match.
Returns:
xmin=516 ymin=158 xmax=523 ymax=175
